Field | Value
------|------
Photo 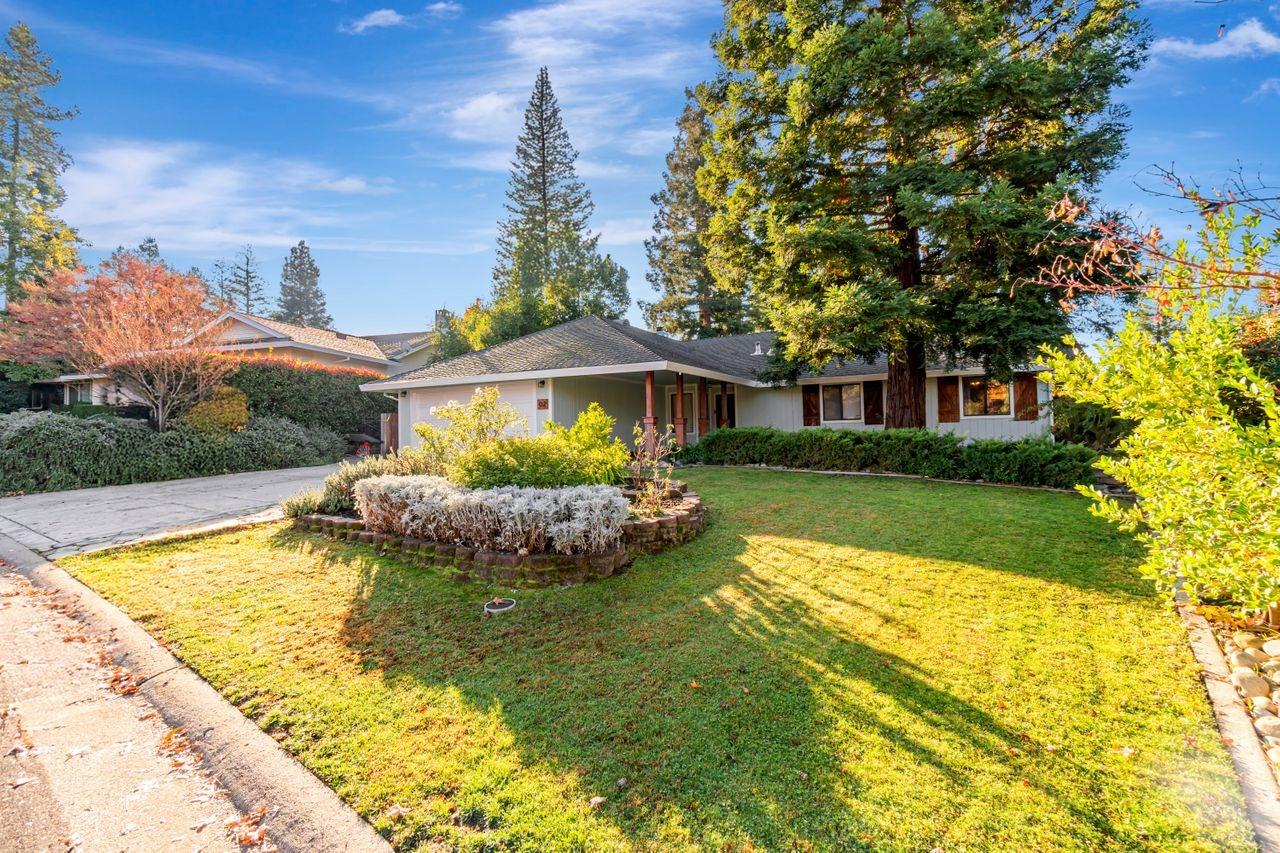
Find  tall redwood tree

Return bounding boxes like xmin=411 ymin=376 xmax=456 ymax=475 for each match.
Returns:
xmin=699 ymin=0 xmax=1147 ymax=426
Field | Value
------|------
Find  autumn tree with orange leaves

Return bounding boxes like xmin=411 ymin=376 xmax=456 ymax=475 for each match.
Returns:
xmin=0 ymin=255 xmax=229 ymax=430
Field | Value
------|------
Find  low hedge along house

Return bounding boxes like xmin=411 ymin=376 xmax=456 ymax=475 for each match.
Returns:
xmin=363 ymin=315 xmax=1052 ymax=451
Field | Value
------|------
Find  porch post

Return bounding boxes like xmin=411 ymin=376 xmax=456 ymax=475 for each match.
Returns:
xmin=673 ymin=372 xmax=686 ymax=447
xmin=719 ymin=381 xmax=730 ymax=429
xmin=696 ymin=377 xmax=710 ymax=437
xmin=643 ymin=370 xmax=657 ymax=455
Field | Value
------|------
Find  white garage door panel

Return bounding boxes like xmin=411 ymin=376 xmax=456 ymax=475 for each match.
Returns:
xmin=402 ymin=381 xmax=537 ymax=447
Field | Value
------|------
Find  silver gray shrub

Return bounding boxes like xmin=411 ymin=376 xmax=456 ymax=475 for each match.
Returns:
xmin=353 ymin=475 xmax=630 ymax=555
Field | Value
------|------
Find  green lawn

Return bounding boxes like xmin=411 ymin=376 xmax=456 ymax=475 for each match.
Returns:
xmin=61 ymin=468 xmax=1253 ymax=851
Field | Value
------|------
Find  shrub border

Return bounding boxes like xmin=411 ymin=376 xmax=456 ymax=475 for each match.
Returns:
xmin=292 ymin=492 xmax=705 ymax=587
xmin=683 ymin=462 xmax=1092 ymax=494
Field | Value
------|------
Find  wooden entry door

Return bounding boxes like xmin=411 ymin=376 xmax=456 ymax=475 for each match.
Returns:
xmin=713 ymin=391 xmax=736 ymax=428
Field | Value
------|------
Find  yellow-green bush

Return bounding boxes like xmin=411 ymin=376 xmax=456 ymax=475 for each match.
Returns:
xmin=182 ymin=386 xmax=249 ymax=434
xmin=451 ymin=403 xmax=629 ymax=489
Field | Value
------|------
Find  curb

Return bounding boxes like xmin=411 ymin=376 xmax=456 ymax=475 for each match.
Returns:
xmin=1177 ymin=594 xmax=1280 ymax=852
xmin=0 ymin=531 xmax=391 ymax=853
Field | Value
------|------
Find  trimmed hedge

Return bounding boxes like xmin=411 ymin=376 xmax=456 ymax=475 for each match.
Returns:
xmin=676 ymin=426 xmax=1097 ymax=489
xmin=224 ymin=356 xmax=395 ymax=436
xmin=0 ymin=411 xmax=345 ymax=494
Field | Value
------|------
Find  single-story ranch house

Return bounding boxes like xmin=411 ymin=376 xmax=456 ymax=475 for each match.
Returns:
xmin=362 ymin=315 xmax=1051 ymax=449
xmin=45 ymin=310 xmax=437 ymax=407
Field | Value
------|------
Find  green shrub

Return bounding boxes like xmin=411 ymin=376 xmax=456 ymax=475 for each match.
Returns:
xmin=679 ymin=426 xmax=1097 ymax=489
xmin=451 ymin=403 xmax=631 ymax=489
xmin=225 ymin=356 xmax=395 ymax=436
xmin=0 ymin=411 xmax=345 ymax=494
xmin=181 ymin=386 xmax=250 ymax=434
xmin=282 ymin=488 xmax=326 ymax=518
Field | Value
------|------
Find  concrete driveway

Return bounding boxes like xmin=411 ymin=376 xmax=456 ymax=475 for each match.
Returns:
xmin=0 ymin=464 xmax=336 ymax=559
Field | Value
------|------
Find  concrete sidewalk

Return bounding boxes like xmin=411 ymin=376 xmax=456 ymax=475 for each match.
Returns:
xmin=0 ymin=464 xmax=335 ymax=559
xmin=0 ymin=570 xmax=243 ymax=852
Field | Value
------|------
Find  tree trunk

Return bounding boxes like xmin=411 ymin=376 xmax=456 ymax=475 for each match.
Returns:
xmin=885 ymin=336 xmax=926 ymax=428
xmin=884 ymin=209 xmax=927 ymax=428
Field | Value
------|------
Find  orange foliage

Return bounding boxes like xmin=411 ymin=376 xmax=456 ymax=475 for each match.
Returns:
xmin=0 ymin=257 xmax=228 ymax=430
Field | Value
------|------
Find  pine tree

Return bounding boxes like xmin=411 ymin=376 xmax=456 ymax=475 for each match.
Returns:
xmin=224 ymin=245 xmax=268 ymax=315
xmin=272 ymin=240 xmax=332 ymax=328
xmin=700 ymin=2 xmax=1147 ymax=427
xmin=0 ymin=23 xmax=79 ymax=302
xmin=136 ymin=236 xmax=160 ymax=264
xmin=642 ymin=91 xmax=750 ymax=339
xmin=477 ymin=67 xmax=629 ymax=348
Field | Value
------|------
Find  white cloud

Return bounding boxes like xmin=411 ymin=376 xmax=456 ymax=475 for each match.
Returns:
xmin=59 ymin=139 xmax=478 ymax=256
xmin=425 ymin=2 xmax=463 ymax=18
xmin=598 ymin=216 xmax=652 ymax=246
xmin=1152 ymin=18 xmax=1280 ymax=59
xmin=340 ymin=3 xmax=462 ymax=35
xmin=1250 ymin=78 xmax=1280 ymax=100
xmin=341 ymin=9 xmax=408 ymax=35
xmin=448 ymin=92 xmax=523 ymax=141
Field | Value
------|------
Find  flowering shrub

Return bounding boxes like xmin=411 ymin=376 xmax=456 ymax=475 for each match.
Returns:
xmin=353 ymin=475 xmax=630 ymax=555
xmin=413 ymin=386 xmax=527 ymax=460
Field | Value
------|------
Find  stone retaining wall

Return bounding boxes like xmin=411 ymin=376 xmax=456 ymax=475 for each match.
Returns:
xmin=291 ymin=489 xmax=705 ymax=588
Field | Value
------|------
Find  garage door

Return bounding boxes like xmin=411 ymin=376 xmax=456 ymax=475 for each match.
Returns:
xmin=403 ymin=381 xmax=538 ymax=447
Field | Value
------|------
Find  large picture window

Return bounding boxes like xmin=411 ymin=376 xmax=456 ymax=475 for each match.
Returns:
xmin=821 ymin=383 xmax=863 ymax=421
xmin=962 ymin=378 xmax=1011 ymax=417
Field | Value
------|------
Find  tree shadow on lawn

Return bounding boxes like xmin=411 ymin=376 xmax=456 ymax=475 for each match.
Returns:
xmin=265 ymin=473 xmax=1152 ymax=848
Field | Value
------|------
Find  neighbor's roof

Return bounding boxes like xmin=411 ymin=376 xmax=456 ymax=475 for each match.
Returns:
xmin=366 ymin=315 xmax=944 ymax=390
xmin=360 ymin=329 xmax=436 ymax=358
xmin=240 ymin=315 xmax=390 ymax=361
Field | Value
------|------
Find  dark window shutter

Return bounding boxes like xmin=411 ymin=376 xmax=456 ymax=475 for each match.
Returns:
xmin=937 ymin=376 xmax=960 ymax=423
xmin=1014 ymin=373 xmax=1040 ymax=421
xmin=863 ymin=380 xmax=884 ymax=425
xmin=801 ymin=385 xmax=820 ymax=427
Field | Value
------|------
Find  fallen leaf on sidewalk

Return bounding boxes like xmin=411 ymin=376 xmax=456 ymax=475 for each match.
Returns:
xmin=190 ymin=816 xmax=216 ymax=832
xmin=10 ymin=777 xmax=34 ymax=788
xmin=66 ymin=746 xmax=89 ymax=759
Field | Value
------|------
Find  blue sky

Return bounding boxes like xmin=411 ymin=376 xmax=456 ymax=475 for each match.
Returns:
xmin=7 ymin=0 xmax=1279 ymax=335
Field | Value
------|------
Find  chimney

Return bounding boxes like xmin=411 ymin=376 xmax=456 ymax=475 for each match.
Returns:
xmin=434 ymin=308 xmax=453 ymax=331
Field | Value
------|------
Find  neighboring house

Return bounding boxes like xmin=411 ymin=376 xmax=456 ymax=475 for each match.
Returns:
xmin=45 ymin=311 xmax=423 ymax=407
xmin=361 ymin=315 xmax=1052 ymax=450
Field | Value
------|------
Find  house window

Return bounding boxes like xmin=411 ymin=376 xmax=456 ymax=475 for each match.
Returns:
xmin=821 ymin=383 xmax=863 ymax=421
xmin=962 ymin=377 xmax=1011 ymax=417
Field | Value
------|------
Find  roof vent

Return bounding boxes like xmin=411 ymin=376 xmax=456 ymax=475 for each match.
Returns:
xmin=335 ymin=332 xmax=348 ymax=339
xmin=752 ymin=342 xmax=764 ymax=356
xmin=619 ymin=319 xmax=630 ymax=326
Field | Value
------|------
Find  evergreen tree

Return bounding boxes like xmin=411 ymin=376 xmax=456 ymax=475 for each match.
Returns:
xmin=642 ymin=91 xmax=750 ymax=339
xmin=203 ymin=258 xmax=232 ymax=309
xmin=476 ymin=67 xmax=628 ymax=348
xmin=224 ymin=245 xmax=268 ymax=315
xmin=272 ymin=240 xmax=332 ymax=328
xmin=136 ymin=235 xmax=160 ymax=264
xmin=0 ymin=23 xmax=79 ymax=302
xmin=700 ymin=1 xmax=1147 ymax=427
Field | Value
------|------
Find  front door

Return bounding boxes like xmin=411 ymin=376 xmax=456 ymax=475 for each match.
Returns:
xmin=713 ymin=391 xmax=736 ymax=428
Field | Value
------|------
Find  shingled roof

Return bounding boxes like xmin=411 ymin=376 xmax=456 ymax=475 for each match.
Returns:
xmin=242 ymin=315 xmax=390 ymax=361
xmin=368 ymin=315 xmax=923 ymax=388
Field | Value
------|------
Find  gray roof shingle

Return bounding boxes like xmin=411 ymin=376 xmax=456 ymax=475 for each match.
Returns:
xmin=375 ymin=315 xmax=975 ymax=386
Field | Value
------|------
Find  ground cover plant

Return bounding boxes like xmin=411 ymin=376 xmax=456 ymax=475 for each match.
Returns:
xmin=61 ymin=468 xmax=1252 ymax=851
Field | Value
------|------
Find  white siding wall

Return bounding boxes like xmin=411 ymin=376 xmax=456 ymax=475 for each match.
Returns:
xmin=398 ymin=380 xmax=542 ymax=449
xmin=551 ymin=375 xmax=647 ymax=442
xmin=736 ymin=385 xmax=803 ymax=431
xmin=737 ymin=376 xmax=1052 ymax=440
